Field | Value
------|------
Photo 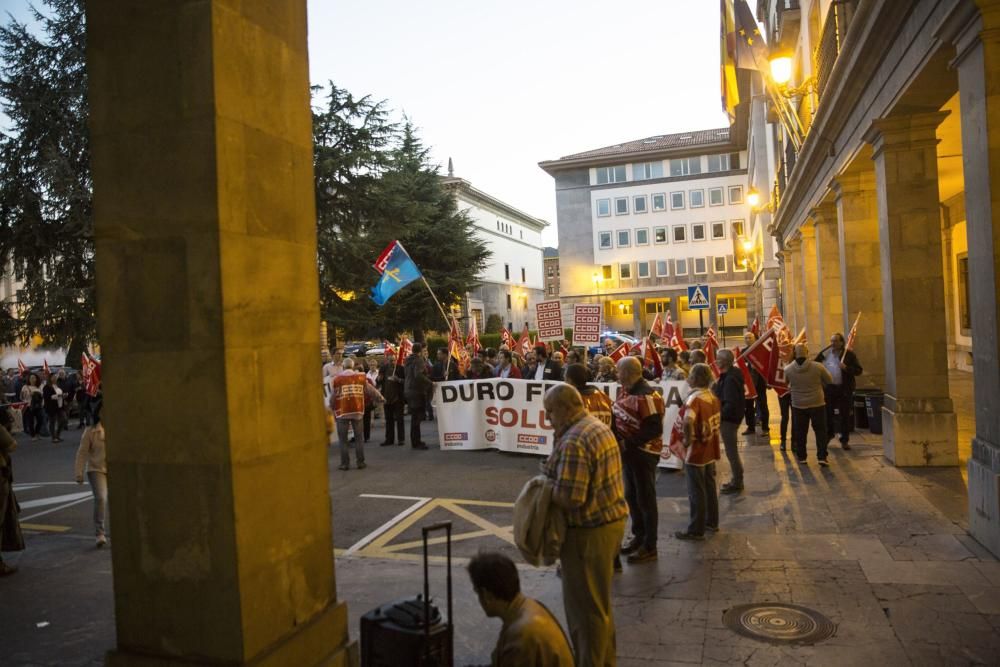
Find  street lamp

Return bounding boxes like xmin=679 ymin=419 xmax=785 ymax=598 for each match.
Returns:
xmin=746 ymin=188 xmax=761 ymax=209
xmin=769 ymin=54 xmax=793 ymax=86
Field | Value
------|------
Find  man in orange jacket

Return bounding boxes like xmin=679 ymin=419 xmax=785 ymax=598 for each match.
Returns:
xmin=331 ymin=358 xmax=380 ymax=470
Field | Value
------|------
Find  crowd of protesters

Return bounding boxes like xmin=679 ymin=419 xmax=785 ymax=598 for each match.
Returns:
xmin=1 ymin=366 xmax=100 ymax=442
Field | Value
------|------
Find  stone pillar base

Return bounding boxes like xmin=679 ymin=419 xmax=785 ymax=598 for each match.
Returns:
xmin=969 ymin=437 xmax=1000 ymax=558
xmin=107 ymin=602 xmax=357 ymax=667
xmin=881 ymin=396 xmax=958 ymax=466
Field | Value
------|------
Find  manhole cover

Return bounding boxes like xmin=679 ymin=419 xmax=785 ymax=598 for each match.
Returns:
xmin=723 ymin=603 xmax=836 ymax=644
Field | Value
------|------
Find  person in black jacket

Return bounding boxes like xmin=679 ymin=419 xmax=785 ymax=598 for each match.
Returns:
xmin=404 ymin=344 xmax=433 ymax=450
xmin=713 ymin=349 xmax=746 ymax=494
xmin=814 ymin=333 xmax=863 ymax=450
xmin=527 ymin=345 xmax=562 ymax=382
xmin=378 ymin=353 xmax=406 ymax=447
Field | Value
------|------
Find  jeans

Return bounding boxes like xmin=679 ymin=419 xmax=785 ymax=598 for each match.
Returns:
xmin=778 ymin=393 xmax=792 ymax=443
xmin=335 ymin=417 xmax=365 ymax=466
xmin=87 ymin=470 xmax=108 ymax=536
xmin=383 ymin=401 xmax=405 ymax=444
xmin=685 ymin=462 xmax=718 ymax=535
xmin=560 ymin=519 xmax=625 ymax=667
xmin=622 ymin=448 xmax=658 ymax=550
xmin=720 ymin=420 xmax=743 ymax=487
xmin=824 ymin=385 xmax=853 ymax=445
xmin=792 ymin=405 xmax=828 ymax=461
xmin=409 ymin=399 xmax=425 ymax=446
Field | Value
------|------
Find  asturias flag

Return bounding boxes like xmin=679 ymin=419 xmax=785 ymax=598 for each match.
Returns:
xmin=370 ymin=241 xmax=422 ymax=306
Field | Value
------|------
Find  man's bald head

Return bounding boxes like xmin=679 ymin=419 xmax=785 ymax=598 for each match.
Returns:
xmin=544 ymin=384 xmax=585 ymax=432
xmin=617 ymin=356 xmax=642 ymax=386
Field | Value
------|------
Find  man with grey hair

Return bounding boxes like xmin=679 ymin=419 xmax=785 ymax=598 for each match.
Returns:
xmin=785 ymin=343 xmax=833 ymax=465
xmin=543 ymin=384 xmax=628 ymax=666
xmin=612 ymin=356 xmax=665 ymax=564
xmin=675 ymin=363 xmax=722 ymax=541
xmin=330 ymin=357 xmax=377 ymax=470
xmin=712 ymin=349 xmax=746 ymax=494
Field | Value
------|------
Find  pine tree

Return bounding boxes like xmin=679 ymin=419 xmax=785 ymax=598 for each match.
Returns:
xmin=0 ymin=0 xmax=93 ymax=365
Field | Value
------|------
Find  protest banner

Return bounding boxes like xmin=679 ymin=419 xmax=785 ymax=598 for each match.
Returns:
xmin=432 ymin=378 xmax=688 ymax=469
xmin=572 ymin=304 xmax=602 ymax=346
xmin=535 ymin=300 xmax=565 ymax=341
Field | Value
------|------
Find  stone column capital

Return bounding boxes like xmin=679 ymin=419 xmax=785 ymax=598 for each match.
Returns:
xmin=784 ymin=235 xmax=802 ymax=251
xmin=863 ymin=111 xmax=951 ymax=159
xmin=798 ymin=221 xmax=817 ymax=240
xmin=830 ymin=168 xmax=877 ymax=199
xmin=809 ymin=200 xmax=838 ymax=225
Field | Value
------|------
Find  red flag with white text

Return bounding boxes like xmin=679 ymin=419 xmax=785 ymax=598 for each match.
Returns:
xmin=608 ymin=341 xmax=631 ymax=362
xmin=517 ymin=323 xmax=532 ymax=357
xmin=642 ymin=336 xmax=663 ymax=378
xmin=17 ymin=359 xmax=26 ymax=375
xmin=466 ymin=316 xmax=482 ymax=355
xmin=735 ymin=347 xmax=758 ymax=400
xmin=396 ymin=336 xmax=412 ymax=367
xmin=649 ymin=312 xmax=664 ymax=339
xmin=501 ymin=327 xmax=516 ymax=350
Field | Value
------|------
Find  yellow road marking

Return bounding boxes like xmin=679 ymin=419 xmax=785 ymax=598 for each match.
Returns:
xmin=20 ymin=523 xmax=71 ymax=533
xmin=437 ymin=501 xmax=516 ymax=545
xmin=381 ymin=525 xmax=515 ymax=553
xmin=436 ymin=498 xmax=514 ymax=508
xmin=363 ymin=500 xmax=440 ymax=554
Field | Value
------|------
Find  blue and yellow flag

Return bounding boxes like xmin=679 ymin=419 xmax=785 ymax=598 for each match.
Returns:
xmin=370 ymin=241 xmax=422 ymax=306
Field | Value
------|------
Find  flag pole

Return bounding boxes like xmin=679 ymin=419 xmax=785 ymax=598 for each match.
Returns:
xmin=842 ymin=312 xmax=861 ymax=362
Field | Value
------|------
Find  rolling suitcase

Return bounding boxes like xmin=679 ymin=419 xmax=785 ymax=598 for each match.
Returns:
xmin=360 ymin=521 xmax=454 ymax=667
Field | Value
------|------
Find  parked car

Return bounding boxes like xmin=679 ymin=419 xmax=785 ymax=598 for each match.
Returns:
xmin=587 ymin=332 xmax=639 ymax=357
xmin=342 ymin=341 xmax=374 ymax=357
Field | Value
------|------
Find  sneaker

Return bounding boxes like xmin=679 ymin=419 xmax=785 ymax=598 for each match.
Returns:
xmin=720 ymin=483 xmax=744 ymax=495
xmin=818 ymin=459 xmax=830 ymax=467
xmin=674 ymin=531 xmax=705 ymax=541
xmin=412 ymin=443 xmax=429 ymax=450
xmin=337 ymin=464 xmax=349 ymax=471
xmin=620 ymin=537 xmax=642 ymax=555
xmin=841 ymin=442 xmax=852 ymax=451
xmin=627 ymin=546 xmax=658 ymax=563
xmin=797 ymin=457 xmax=808 ymax=464
xmin=357 ymin=462 xmax=367 ymax=469
xmin=96 ymin=534 xmax=107 ymax=548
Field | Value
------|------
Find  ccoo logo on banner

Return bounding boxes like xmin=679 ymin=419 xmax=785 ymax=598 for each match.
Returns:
xmin=432 ymin=378 xmax=688 ymax=469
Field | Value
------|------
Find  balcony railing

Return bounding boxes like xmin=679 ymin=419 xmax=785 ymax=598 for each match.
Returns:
xmin=815 ymin=1 xmax=857 ymax=100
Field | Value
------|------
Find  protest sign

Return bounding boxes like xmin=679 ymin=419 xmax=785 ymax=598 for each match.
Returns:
xmin=535 ymin=300 xmax=565 ymax=341
xmin=573 ymin=304 xmax=602 ymax=346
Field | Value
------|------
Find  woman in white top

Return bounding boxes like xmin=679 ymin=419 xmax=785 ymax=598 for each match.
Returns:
xmin=19 ymin=373 xmax=44 ymax=441
xmin=75 ymin=405 xmax=108 ymax=547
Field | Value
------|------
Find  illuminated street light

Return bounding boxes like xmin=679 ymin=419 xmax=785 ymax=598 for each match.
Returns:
xmin=746 ymin=188 xmax=761 ymax=209
xmin=742 ymin=239 xmax=753 ymax=253
xmin=770 ymin=54 xmax=793 ymax=85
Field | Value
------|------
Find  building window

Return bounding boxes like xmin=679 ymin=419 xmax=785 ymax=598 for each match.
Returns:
xmin=548 ymin=286 xmax=556 ymax=296
xmin=614 ymin=197 xmax=629 ymax=215
xmin=689 ymin=189 xmax=705 ymax=208
xmin=713 ymin=256 xmax=728 ymax=273
xmin=670 ymin=192 xmax=685 ymax=210
xmin=506 ymin=294 xmax=512 ymax=309
xmin=520 ymin=230 xmax=523 ymax=239
xmin=637 ymin=261 xmax=650 ymax=278
xmin=636 ymin=228 xmax=649 ymax=245
xmin=654 ymin=227 xmax=667 ymax=244
xmin=675 ymin=258 xmax=688 ymax=276
xmin=632 ymin=161 xmax=664 ymax=180
xmin=958 ymin=254 xmax=971 ymax=331
xmin=620 ymin=263 xmax=631 ymax=279
xmin=731 ymin=219 xmax=745 ymax=237
xmin=670 ymin=156 xmax=702 ymax=176
xmin=601 ymin=264 xmax=612 ymax=280
xmin=504 ymin=264 xmax=510 ymax=280
xmin=718 ymin=295 xmax=748 ymax=310
xmin=598 ymin=231 xmax=612 ymax=249
xmin=729 ymin=185 xmax=744 ymax=204
xmin=694 ymin=257 xmax=707 ymax=274
xmin=707 ymin=153 xmax=731 ymax=172
xmin=596 ymin=165 xmax=627 ymax=184
xmin=613 ymin=300 xmax=634 ymax=316
xmin=547 ymin=265 xmax=555 ymax=276
xmin=656 ymin=260 xmax=669 ymax=277
xmin=652 ymin=193 xmax=666 ymax=211
xmin=711 ymin=221 xmax=726 ymax=240
xmin=692 ymin=223 xmax=706 ymax=241
xmin=521 ymin=267 xmax=526 ymax=283
xmin=617 ymin=229 xmax=631 ymax=247
xmin=673 ymin=225 xmax=687 ymax=243
xmin=709 ymin=187 xmax=724 ymax=206
xmin=633 ymin=195 xmax=648 ymax=213
xmin=596 ymin=198 xmax=611 ymax=217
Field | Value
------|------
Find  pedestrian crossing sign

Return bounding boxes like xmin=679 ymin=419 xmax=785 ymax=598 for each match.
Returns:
xmin=687 ymin=285 xmax=710 ymax=310
xmin=717 ymin=302 xmax=729 ymax=315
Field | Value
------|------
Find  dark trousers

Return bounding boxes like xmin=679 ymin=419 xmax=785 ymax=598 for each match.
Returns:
xmin=384 ymin=401 xmax=405 ymax=444
xmin=744 ymin=398 xmax=757 ymax=431
xmin=778 ymin=393 xmax=792 ymax=443
xmin=23 ymin=407 xmax=43 ymax=436
xmin=755 ymin=383 xmax=770 ymax=432
xmin=685 ymin=462 xmax=718 ymax=536
xmin=824 ymin=385 xmax=853 ymax=445
xmin=363 ymin=406 xmax=373 ymax=442
xmin=792 ymin=405 xmax=828 ymax=461
xmin=46 ymin=407 xmax=62 ymax=440
xmin=622 ymin=448 xmax=659 ymax=550
xmin=409 ymin=400 xmax=425 ymax=446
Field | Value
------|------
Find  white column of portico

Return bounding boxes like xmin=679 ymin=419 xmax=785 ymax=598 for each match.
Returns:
xmin=864 ymin=112 xmax=958 ymax=467
xmin=812 ymin=202 xmax=843 ymax=344
xmin=798 ymin=222 xmax=820 ymax=342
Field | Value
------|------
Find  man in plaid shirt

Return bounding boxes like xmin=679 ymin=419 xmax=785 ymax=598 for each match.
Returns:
xmin=543 ymin=384 xmax=628 ymax=667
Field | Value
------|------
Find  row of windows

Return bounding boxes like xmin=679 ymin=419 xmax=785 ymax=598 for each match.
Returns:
xmin=503 ymin=264 xmax=527 ymax=282
xmin=594 ymin=153 xmax=740 ymax=185
xmin=600 ymin=256 xmax=741 ymax=280
xmin=597 ymin=220 xmax=745 ymax=249
xmin=495 ymin=220 xmax=525 ymax=240
xmin=596 ymin=185 xmax=743 ymax=217
xmin=642 ymin=294 xmax=748 ymax=315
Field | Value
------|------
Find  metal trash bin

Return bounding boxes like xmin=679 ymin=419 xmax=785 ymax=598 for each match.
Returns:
xmin=853 ymin=392 xmax=870 ymax=430
xmin=865 ymin=392 xmax=884 ymax=435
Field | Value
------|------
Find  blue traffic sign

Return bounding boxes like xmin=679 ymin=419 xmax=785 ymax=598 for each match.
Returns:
xmin=687 ymin=285 xmax=710 ymax=311
xmin=717 ymin=302 xmax=729 ymax=315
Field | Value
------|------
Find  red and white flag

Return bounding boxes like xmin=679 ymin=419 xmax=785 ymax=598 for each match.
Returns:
xmin=500 ymin=327 xmax=516 ymax=350
xmin=42 ymin=359 xmax=51 ymax=377
xmin=704 ymin=327 xmax=720 ymax=368
xmin=607 ymin=341 xmax=632 ymax=362
xmin=843 ymin=312 xmax=861 ymax=360
xmin=649 ymin=312 xmax=664 ymax=339
xmin=735 ymin=348 xmax=758 ymax=400
xmin=642 ymin=336 xmax=663 ymax=378
xmin=750 ymin=316 xmax=761 ymax=339
xmin=81 ymin=353 xmax=101 ymax=397
xmin=396 ymin=336 xmax=412 ymax=367
xmin=17 ymin=359 xmax=27 ymax=374
xmin=560 ymin=341 xmax=570 ymax=356
xmin=663 ymin=311 xmax=676 ymax=342
xmin=516 ymin=323 xmax=532 ymax=357
xmin=466 ymin=316 xmax=482 ymax=355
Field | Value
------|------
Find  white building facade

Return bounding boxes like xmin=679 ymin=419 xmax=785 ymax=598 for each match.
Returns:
xmin=441 ymin=177 xmax=548 ymax=334
xmin=539 ymin=128 xmax=755 ymax=338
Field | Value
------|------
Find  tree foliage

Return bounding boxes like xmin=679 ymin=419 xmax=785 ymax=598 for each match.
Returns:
xmin=0 ymin=0 xmax=93 ymax=364
xmin=312 ymin=86 xmax=490 ymax=342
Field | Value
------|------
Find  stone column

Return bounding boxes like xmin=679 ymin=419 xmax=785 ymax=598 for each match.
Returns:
xmin=86 ymin=2 xmax=353 ymax=664
xmin=784 ymin=237 xmax=802 ymax=331
xmin=942 ymin=0 xmax=1000 ymax=556
xmin=864 ymin=112 xmax=958 ymax=467
xmin=799 ymin=222 xmax=820 ymax=341
xmin=831 ymin=166 xmax=885 ymax=389
xmin=812 ymin=202 xmax=843 ymax=343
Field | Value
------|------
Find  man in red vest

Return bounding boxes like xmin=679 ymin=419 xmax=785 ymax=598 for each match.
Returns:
xmin=330 ymin=358 xmax=379 ymax=470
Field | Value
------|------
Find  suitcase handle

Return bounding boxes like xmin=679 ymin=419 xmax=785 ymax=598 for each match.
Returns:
xmin=421 ymin=521 xmax=452 ymax=655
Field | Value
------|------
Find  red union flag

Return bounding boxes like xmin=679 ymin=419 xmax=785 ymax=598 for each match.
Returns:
xmin=372 ymin=241 xmax=397 ymax=274
xmin=81 ymin=353 xmax=101 ymax=397
xmin=642 ymin=336 xmax=663 ymax=377
xmin=17 ymin=359 xmax=27 ymax=374
xmin=396 ymin=336 xmax=412 ymax=367
xmin=608 ymin=341 xmax=631 ymax=362
xmin=750 ymin=316 xmax=761 ymax=339
xmin=466 ymin=316 xmax=482 ymax=355
xmin=517 ymin=323 xmax=532 ymax=356
xmin=43 ymin=359 xmax=51 ymax=376
xmin=649 ymin=312 xmax=664 ymax=339
xmin=843 ymin=312 xmax=861 ymax=359
xmin=735 ymin=348 xmax=758 ymax=400
xmin=704 ymin=327 xmax=719 ymax=367
xmin=500 ymin=327 xmax=516 ymax=350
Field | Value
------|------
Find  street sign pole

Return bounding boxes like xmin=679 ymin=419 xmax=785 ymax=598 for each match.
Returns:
xmin=699 ymin=310 xmax=704 ymax=337
xmin=721 ymin=313 xmax=726 ymax=346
